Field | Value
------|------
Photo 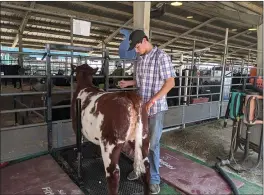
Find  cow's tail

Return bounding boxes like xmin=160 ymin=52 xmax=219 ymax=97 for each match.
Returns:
xmin=124 ymin=91 xmax=146 ymax=177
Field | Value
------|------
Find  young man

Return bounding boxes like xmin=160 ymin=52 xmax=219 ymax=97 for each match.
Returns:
xmin=119 ymin=29 xmax=176 ymax=194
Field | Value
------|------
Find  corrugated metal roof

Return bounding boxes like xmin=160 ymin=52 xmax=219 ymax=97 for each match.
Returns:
xmin=0 ymin=1 xmax=262 ymax=63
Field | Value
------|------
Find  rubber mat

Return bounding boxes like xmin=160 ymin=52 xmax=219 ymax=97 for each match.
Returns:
xmin=159 ymin=147 xmax=245 ymax=195
xmin=59 ymin=142 xmax=145 ymax=195
xmin=0 ymin=155 xmax=84 ymax=195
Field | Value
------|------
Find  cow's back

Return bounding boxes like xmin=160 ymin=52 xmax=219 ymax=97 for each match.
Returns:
xmin=78 ymin=89 xmax=140 ymax=145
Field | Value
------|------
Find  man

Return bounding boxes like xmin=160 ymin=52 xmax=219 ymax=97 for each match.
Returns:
xmin=111 ymin=61 xmax=133 ymax=87
xmin=119 ymin=29 xmax=176 ymax=194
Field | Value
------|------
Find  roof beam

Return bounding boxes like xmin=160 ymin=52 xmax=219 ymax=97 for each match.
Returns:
xmin=228 ymin=43 xmax=257 ymax=56
xmin=218 ymin=2 xmax=259 ymax=15
xmin=89 ymin=18 xmax=133 ymax=55
xmin=206 ymin=29 xmax=251 ymax=49
xmin=159 ymin=17 xmax=216 ymax=49
xmin=234 ymin=2 xmax=263 ymax=15
xmin=12 ymin=1 xmax=36 ymax=48
xmin=181 ymin=2 xmax=261 ymax=26
xmin=164 ymin=12 xmax=257 ymax=41
xmin=70 ymin=2 xmax=131 ymax=17
xmin=204 ymin=43 xmax=257 ymax=63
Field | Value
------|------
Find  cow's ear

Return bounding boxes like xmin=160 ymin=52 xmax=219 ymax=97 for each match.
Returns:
xmin=93 ymin=67 xmax=99 ymax=74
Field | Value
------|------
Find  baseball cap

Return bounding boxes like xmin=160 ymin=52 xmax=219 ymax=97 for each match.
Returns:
xmin=128 ymin=30 xmax=147 ymax=51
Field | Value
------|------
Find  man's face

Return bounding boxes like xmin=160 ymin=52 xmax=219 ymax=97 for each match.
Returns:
xmin=134 ymin=38 xmax=147 ymax=55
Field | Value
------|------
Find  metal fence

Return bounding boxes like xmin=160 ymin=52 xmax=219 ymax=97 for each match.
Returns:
xmin=1 ymin=43 xmax=263 ymax=163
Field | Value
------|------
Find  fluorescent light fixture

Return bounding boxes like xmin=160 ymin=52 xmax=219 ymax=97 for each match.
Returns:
xmin=171 ymin=2 xmax=182 ymax=6
xmin=186 ymin=16 xmax=193 ymax=19
xmin=231 ymin=29 xmax=237 ymax=32
xmin=248 ymin=28 xmax=257 ymax=31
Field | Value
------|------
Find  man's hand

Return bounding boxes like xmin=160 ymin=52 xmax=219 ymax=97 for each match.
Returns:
xmin=118 ymin=80 xmax=136 ymax=88
xmin=145 ymin=99 xmax=155 ymax=114
xmin=118 ymin=80 xmax=129 ymax=88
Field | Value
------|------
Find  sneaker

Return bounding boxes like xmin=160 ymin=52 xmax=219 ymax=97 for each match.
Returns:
xmin=150 ymin=184 xmax=160 ymax=194
xmin=127 ymin=170 xmax=140 ymax=181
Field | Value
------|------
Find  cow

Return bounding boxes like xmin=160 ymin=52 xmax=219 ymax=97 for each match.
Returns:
xmin=0 ymin=65 xmax=22 ymax=88
xmin=70 ymin=64 xmax=150 ymax=195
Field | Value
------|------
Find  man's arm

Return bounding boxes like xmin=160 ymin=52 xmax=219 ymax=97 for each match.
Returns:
xmin=151 ymin=77 xmax=175 ymax=102
xmin=118 ymin=79 xmax=136 ymax=88
xmin=126 ymin=80 xmax=137 ymax=86
xmin=148 ymin=53 xmax=176 ymax=105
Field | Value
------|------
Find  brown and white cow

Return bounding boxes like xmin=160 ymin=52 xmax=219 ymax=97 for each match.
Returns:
xmin=71 ymin=64 xmax=150 ymax=195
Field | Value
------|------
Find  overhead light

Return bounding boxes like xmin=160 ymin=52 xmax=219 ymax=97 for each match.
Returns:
xmin=186 ymin=16 xmax=193 ymax=19
xmin=231 ymin=29 xmax=237 ymax=32
xmin=248 ymin=27 xmax=257 ymax=31
xmin=171 ymin=2 xmax=182 ymax=6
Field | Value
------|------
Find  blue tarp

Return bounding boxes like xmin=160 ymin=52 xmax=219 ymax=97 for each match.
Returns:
xmin=118 ymin=29 xmax=136 ymax=60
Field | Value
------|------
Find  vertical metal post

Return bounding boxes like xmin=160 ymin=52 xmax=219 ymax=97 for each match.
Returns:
xmin=187 ymin=40 xmax=195 ymax=105
xmin=170 ymin=49 xmax=173 ymax=62
xmin=178 ymin=66 xmax=182 ymax=106
xmin=18 ymin=33 xmax=24 ymax=107
xmin=149 ymin=29 xmax=152 ymax=42
xmin=70 ymin=17 xmax=74 ymax=101
xmin=247 ymin=49 xmax=253 ymax=87
xmin=76 ymin=98 xmax=82 ymax=179
xmin=184 ymin=69 xmax=189 ymax=105
xmin=104 ymin=49 xmax=110 ymax=91
xmin=65 ymin=57 xmax=68 ymax=75
xmin=46 ymin=43 xmax=52 ymax=152
xmin=13 ymin=96 xmax=18 ymax=125
xmin=219 ymin=28 xmax=229 ymax=117
xmin=18 ymin=33 xmax=23 ymax=68
xmin=122 ymin=60 xmax=125 ymax=76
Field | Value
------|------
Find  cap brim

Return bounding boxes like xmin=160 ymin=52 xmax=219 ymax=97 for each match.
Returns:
xmin=127 ymin=42 xmax=136 ymax=51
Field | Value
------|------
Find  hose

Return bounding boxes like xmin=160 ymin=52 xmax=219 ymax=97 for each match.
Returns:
xmin=215 ymin=162 xmax=239 ymax=195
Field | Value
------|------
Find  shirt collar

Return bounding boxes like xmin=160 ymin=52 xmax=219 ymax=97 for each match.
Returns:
xmin=140 ymin=46 xmax=157 ymax=59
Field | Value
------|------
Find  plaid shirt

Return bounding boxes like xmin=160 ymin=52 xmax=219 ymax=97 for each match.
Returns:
xmin=135 ymin=46 xmax=176 ymax=116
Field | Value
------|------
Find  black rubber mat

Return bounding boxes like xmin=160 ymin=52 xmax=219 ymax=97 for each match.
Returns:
xmin=58 ymin=142 xmax=144 ymax=195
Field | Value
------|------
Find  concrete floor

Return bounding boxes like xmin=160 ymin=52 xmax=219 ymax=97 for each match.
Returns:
xmin=161 ymin=119 xmax=263 ymax=187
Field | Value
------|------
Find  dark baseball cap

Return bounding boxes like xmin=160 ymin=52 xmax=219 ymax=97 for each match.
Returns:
xmin=128 ymin=30 xmax=147 ymax=51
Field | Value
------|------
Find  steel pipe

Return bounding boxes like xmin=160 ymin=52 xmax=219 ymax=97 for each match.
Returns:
xmin=1 ymin=107 xmax=47 ymax=114
xmin=14 ymin=98 xmax=45 ymax=119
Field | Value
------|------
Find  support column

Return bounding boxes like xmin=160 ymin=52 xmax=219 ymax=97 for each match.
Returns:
xmin=133 ymin=2 xmax=151 ymax=37
xmin=257 ymin=24 xmax=263 ymax=76
xmin=18 ymin=33 xmax=23 ymax=67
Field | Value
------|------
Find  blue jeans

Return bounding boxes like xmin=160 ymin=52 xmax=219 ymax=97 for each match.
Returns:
xmin=148 ymin=111 xmax=165 ymax=185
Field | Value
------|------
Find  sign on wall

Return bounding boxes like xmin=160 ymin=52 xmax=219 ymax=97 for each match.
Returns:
xmin=73 ymin=19 xmax=91 ymax=37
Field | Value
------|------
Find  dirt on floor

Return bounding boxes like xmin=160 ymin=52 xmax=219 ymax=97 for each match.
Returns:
xmin=161 ymin=119 xmax=263 ymax=186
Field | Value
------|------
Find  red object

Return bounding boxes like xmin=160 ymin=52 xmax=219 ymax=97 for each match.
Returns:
xmin=0 ymin=162 xmax=9 ymax=168
xmin=256 ymin=77 xmax=263 ymax=90
xmin=192 ymin=97 xmax=209 ymax=104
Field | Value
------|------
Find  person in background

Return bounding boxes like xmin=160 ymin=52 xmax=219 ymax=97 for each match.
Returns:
xmin=119 ymin=29 xmax=176 ymax=194
xmin=111 ymin=61 xmax=133 ymax=87
xmin=249 ymin=63 xmax=257 ymax=85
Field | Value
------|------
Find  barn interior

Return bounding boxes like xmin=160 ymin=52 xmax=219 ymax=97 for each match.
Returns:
xmin=0 ymin=1 xmax=263 ymax=195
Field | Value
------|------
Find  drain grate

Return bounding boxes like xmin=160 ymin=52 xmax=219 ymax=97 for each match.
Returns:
xmin=59 ymin=142 xmax=144 ymax=195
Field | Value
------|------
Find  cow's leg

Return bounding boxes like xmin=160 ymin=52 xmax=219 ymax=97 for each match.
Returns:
xmin=141 ymin=136 xmax=150 ymax=195
xmin=100 ymin=141 xmax=124 ymax=195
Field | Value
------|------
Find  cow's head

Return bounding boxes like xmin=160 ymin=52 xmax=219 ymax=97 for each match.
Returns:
xmin=71 ymin=64 xmax=98 ymax=87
